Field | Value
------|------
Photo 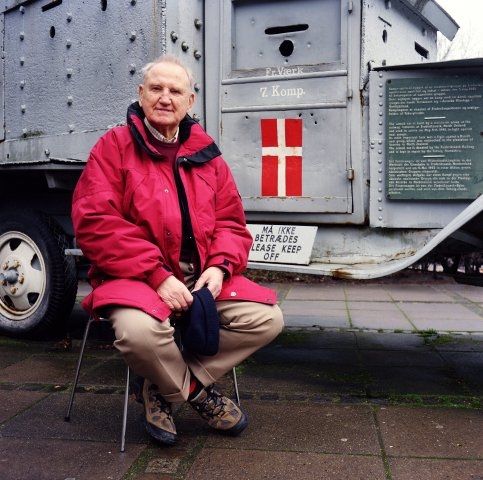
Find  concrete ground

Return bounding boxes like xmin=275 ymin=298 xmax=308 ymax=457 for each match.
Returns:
xmin=0 ymin=272 xmax=482 ymax=479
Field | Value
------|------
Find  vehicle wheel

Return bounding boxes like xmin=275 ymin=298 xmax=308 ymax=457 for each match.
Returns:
xmin=0 ymin=211 xmax=77 ymax=337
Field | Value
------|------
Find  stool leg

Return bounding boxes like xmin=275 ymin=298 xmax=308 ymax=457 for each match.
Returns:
xmin=65 ymin=317 xmax=94 ymax=421
xmin=120 ymin=366 xmax=130 ymax=452
xmin=232 ymin=366 xmax=240 ymax=406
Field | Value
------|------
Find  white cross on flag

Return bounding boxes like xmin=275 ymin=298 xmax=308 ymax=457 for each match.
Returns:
xmin=260 ymin=118 xmax=303 ymax=197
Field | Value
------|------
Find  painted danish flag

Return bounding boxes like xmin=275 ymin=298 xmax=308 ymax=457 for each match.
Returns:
xmin=260 ymin=118 xmax=303 ymax=197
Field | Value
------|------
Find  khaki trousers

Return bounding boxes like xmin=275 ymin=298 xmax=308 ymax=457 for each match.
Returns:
xmin=109 ymin=301 xmax=284 ymax=403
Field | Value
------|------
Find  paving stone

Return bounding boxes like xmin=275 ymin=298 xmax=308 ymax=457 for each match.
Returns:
xmin=447 ymin=285 xmax=483 ymax=303
xmin=377 ymin=406 xmax=483 ymax=458
xmin=79 ymin=357 xmax=128 ymax=386
xmin=186 ymin=449 xmax=386 ymax=480
xmin=204 ymin=401 xmax=380 ymax=455
xmin=284 ymin=312 xmax=350 ymax=328
xmin=285 ymin=285 xmax=346 ymax=300
xmin=238 ymin=363 xmax=368 ymax=395
xmin=351 ymin=310 xmax=414 ymax=331
xmin=432 ymin=336 xmax=483 ymax=352
xmin=398 ymin=302 xmax=482 ymax=321
xmin=0 ymin=437 xmax=143 ymax=480
xmin=355 ymin=332 xmax=428 ymax=350
xmin=344 ymin=286 xmax=393 ymax=301
xmin=281 ymin=299 xmax=347 ymax=315
xmin=0 ymin=392 xmax=147 ymax=444
xmin=0 ymin=354 xmax=99 ymax=385
xmin=275 ymin=329 xmax=357 ymax=349
xmin=389 ymin=457 xmax=483 ymax=480
xmin=0 ymin=351 xmax=32 ymax=370
xmin=386 ymin=286 xmax=454 ymax=302
xmin=0 ymin=390 xmax=47 ymax=423
xmin=348 ymin=301 xmax=401 ymax=311
xmin=359 ymin=350 xmax=445 ymax=368
xmin=365 ymin=366 xmax=467 ymax=396
xmin=412 ymin=318 xmax=483 ymax=333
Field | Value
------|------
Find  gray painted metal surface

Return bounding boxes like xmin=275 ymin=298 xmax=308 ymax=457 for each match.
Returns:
xmin=0 ymin=0 xmax=477 ymax=274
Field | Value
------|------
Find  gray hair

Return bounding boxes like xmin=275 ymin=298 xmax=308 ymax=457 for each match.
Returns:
xmin=140 ymin=54 xmax=194 ymax=90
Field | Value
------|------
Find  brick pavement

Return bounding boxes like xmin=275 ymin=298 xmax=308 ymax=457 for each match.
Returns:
xmin=0 ymin=275 xmax=482 ymax=479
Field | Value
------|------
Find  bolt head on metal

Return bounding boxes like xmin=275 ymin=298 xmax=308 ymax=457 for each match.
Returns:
xmin=20 ymin=32 xmax=25 ymax=40
xmin=19 ymin=6 xmax=25 ymax=13
xmin=68 ymin=124 xmax=75 ymax=132
xmin=181 ymin=41 xmax=189 ymax=51
xmin=170 ymin=31 xmax=178 ymax=42
xmin=20 ymin=57 xmax=25 ymax=65
xmin=66 ymin=69 xmax=73 ymax=78
xmin=67 ymin=96 xmax=73 ymax=105
xmin=22 ymin=128 xmax=28 ymax=136
xmin=67 ymin=13 xmax=73 ymax=22
xmin=20 ymin=80 xmax=25 ymax=89
xmin=129 ymin=31 xmax=136 ymax=41
xmin=378 ymin=216 xmax=383 ymax=221
xmin=194 ymin=18 xmax=203 ymax=29
xmin=66 ymin=39 xmax=72 ymax=48
xmin=194 ymin=50 xmax=202 ymax=60
xmin=129 ymin=64 xmax=136 ymax=74
xmin=194 ymin=83 xmax=200 ymax=92
xmin=44 ymin=149 xmax=50 ymax=156
xmin=21 ymin=105 xmax=26 ymax=113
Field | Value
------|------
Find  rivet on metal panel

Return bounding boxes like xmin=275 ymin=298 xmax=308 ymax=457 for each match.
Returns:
xmin=378 ymin=130 xmax=382 ymax=135
xmin=378 ymin=207 xmax=383 ymax=211
xmin=370 ymin=140 xmax=375 ymax=145
xmin=170 ymin=31 xmax=178 ymax=42
xmin=67 ymin=13 xmax=73 ymax=22
xmin=20 ymin=57 xmax=25 ymax=66
xmin=181 ymin=42 xmax=189 ymax=52
xmin=378 ymin=178 xmax=382 ymax=183
xmin=66 ymin=69 xmax=73 ymax=78
xmin=379 ymin=102 xmax=383 ymax=107
xmin=378 ymin=188 xmax=382 ymax=192
xmin=378 ymin=121 xmax=383 ymax=126
xmin=44 ymin=149 xmax=50 ymax=156
xmin=22 ymin=128 xmax=28 ymax=137
xmin=19 ymin=32 xmax=25 ymax=41
xmin=19 ymin=6 xmax=25 ymax=13
xmin=378 ymin=150 xmax=382 ymax=154
xmin=21 ymin=105 xmax=26 ymax=113
xmin=194 ymin=83 xmax=200 ymax=92
xmin=379 ymin=112 xmax=383 ymax=116
xmin=194 ymin=18 xmax=203 ymax=29
xmin=67 ymin=96 xmax=73 ymax=105
xmin=68 ymin=124 xmax=75 ymax=132
xmin=379 ymin=73 xmax=383 ymax=78
xmin=20 ymin=80 xmax=25 ymax=89
xmin=378 ymin=168 xmax=382 ymax=173
xmin=378 ymin=159 xmax=383 ymax=164
xmin=378 ymin=216 xmax=383 ymax=221
xmin=379 ymin=92 xmax=383 ymax=97
xmin=379 ymin=83 xmax=383 ymax=88
xmin=129 ymin=31 xmax=136 ymax=41
xmin=194 ymin=50 xmax=202 ymax=60
xmin=378 ymin=198 xmax=382 ymax=202
xmin=66 ymin=39 xmax=72 ymax=48
xmin=129 ymin=64 xmax=136 ymax=74
xmin=371 ymin=145 xmax=375 ymax=149
xmin=378 ymin=140 xmax=382 ymax=144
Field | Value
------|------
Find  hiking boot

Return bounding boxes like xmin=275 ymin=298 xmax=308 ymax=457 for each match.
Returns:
xmin=142 ymin=379 xmax=177 ymax=446
xmin=189 ymin=385 xmax=248 ymax=435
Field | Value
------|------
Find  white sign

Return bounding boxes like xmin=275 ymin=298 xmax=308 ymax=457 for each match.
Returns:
xmin=247 ymin=224 xmax=317 ymax=265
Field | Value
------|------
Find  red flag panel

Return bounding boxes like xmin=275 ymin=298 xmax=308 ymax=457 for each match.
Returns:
xmin=260 ymin=119 xmax=278 ymax=147
xmin=261 ymin=155 xmax=278 ymax=196
xmin=285 ymin=156 xmax=302 ymax=196
xmin=284 ymin=118 xmax=302 ymax=147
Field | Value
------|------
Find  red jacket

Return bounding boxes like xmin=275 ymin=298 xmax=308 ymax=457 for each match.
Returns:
xmin=72 ymin=103 xmax=276 ymax=320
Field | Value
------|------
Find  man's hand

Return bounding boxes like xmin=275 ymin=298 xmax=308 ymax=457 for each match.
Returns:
xmin=156 ymin=275 xmax=193 ymax=312
xmin=193 ymin=266 xmax=224 ymax=298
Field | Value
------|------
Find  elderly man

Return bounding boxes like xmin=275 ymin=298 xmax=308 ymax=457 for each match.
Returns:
xmin=72 ymin=55 xmax=283 ymax=445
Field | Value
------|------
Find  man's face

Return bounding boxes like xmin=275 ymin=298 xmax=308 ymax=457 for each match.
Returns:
xmin=138 ymin=62 xmax=195 ymax=139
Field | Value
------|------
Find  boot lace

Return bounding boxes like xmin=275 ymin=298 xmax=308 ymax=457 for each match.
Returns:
xmin=191 ymin=386 xmax=227 ymax=419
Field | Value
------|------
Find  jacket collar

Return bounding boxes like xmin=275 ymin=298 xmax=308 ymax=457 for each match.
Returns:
xmin=126 ymin=102 xmax=220 ymax=165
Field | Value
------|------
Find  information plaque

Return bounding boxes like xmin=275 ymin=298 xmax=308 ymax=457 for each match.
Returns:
xmin=386 ymin=76 xmax=482 ymax=200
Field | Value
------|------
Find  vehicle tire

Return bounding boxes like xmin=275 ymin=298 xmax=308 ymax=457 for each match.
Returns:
xmin=0 ymin=210 xmax=77 ymax=337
